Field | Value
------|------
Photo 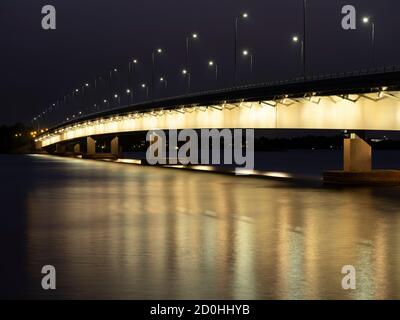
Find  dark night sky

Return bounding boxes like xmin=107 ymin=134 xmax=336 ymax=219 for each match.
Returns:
xmin=0 ymin=0 xmax=399 ymax=125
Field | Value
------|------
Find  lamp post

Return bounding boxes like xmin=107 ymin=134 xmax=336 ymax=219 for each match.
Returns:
xmin=126 ymin=89 xmax=134 ymax=104
xmin=109 ymin=68 xmax=118 ymax=100
xmin=234 ymin=12 xmax=248 ymax=85
xmin=208 ymin=60 xmax=218 ymax=81
xmin=292 ymin=35 xmax=304 ymax=77
xmin=186 ymin=33 xmax=198 ymax=73
xmin=103 ymin=99 xmax=109 ymax=109
xmin=182 ymin=69 xmax=191 ymax=94
xmin=141 ymin=83 xmax=149 ymax=99
xmin=82 ymin=83 xmax=89 ymax=110
xmin=114 ymin=93 xmax=120 ymax=107
xmin=151 ymin=48 xmax=163 ymax=96
xmin=362 ymin=16 xmax=376 ymax=68
xmin=303 ymin=0 xmax=307 ymax=77
xmin=73 ymin=88 xmax=79 ymax=111
xmin=242 ymin=50 xmax=253 ymax=74
xmin=128 ymin=58 xmax=138 ymax=89
xmin=94 ymin=76 xmax=102 ymax=107
xmin=160 ymin=77 xmax=168 ymax=88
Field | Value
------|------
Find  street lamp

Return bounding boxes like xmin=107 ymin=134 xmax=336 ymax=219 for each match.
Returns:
xmin=160 ymin=77 xmax=168 ymax=88
xmin=362 ymin=16 xmax=376 ymax=67
xmin=152 ymin=48 xmax=163 ymax=95
xmin=182 ymin=69 xmax=191 ymax=94
xmin=103 ymin=99 xmax=109 ymax=109
xmin=302 ymin=0 xmax=307 ymax=77
xmin=126 ymin=89 xmax=134 ymax=104
xmin=114 ymin=93 xmax=120 ymax=107
xmin=141 ymin=83 xmax=149 ymax=99
xmin=242 ymin=50 xmax=253 ymax=74
xmin=128 ymin=58 xmax=139 ymax=89
xmin=186 ymin=33 xmax=199 ymax=73
xmin=208 ymin=60 xmax=218 ymax=81
xmin=234 ymin=12 xmax=248 ymax=85
xmin=292 ymin=35 xmax=304 ymax=77
xmin=109 ymin=68 xmax=118 ymax=99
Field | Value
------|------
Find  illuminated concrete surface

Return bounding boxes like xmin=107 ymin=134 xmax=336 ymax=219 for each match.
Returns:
xmin=36 ymin=90 xmax=400 ymax=148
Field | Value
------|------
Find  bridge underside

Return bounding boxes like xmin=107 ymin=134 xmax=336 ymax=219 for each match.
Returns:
xmin=36 ymin=90 xmax=400 ymax=148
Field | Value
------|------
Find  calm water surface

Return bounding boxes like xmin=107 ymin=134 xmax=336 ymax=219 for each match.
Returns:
xmin=1 ymin=153 xmax=400 ymax=299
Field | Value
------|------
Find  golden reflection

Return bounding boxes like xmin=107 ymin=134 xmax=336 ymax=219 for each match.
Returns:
xmin=25 ymin=157 xmax=400 ymax=299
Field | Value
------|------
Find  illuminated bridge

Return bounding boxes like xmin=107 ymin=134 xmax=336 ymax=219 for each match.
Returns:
xmin=35 ymin=68 xmax=400 ymax=176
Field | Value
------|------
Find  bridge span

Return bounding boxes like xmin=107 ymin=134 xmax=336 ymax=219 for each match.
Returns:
xmin=34 ymin=69 xmax=400 ymax=182
xmin=36 ymin=69 xmax=400 ymax=149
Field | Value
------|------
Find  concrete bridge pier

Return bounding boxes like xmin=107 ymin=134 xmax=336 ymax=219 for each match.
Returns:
xmin=87 ymin=137 xmax=96 ymax=155
xmin=56 ymin=143 xmax=66 ymax=154
xmin=110 ymin=136 xmax=119 ymax=156
xmin=324 ymin=134 xmax=400 ymax=185
xmin=343 ymin=133 xmax=372 ymax=172
xmin=73 ymin=143 xmax=81 ymax=154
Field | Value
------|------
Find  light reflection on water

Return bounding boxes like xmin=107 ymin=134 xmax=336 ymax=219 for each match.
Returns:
xmin=2 ymin=154 xmax=400 ymax=299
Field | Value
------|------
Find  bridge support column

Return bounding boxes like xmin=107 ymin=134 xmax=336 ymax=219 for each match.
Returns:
xmin=111 ymin=136 xmax=119 ymax=156
xmin=73 ymin=143 xmax=81 ymax=154
xmin=343 ymin=133 xmax=372 ymax=172
xmin=56 ymin=143 xmax=66 ymax=154
xmin=87 ymin=137 xmax=96 ymax=155
xmin=35 ymin=140 xmax=43 ymax=150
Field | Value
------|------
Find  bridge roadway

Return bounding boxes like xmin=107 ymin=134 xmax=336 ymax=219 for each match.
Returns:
xmin=36 ymin=67 xmax=400 ymax=149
